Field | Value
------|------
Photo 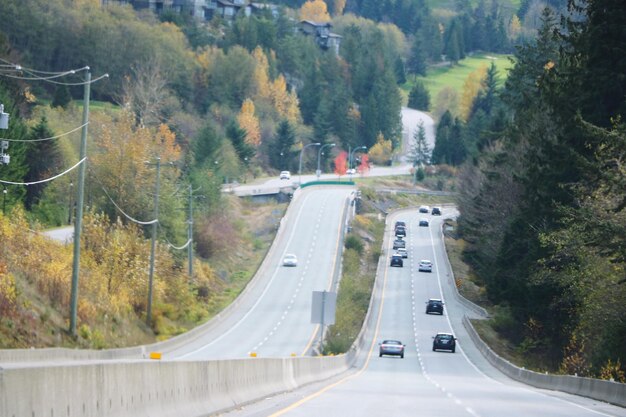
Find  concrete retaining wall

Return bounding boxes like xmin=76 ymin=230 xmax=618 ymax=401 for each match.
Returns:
xmin=0 ymin=355 xmax=351 ymax=417
xmin=463 ymin=316 xmax=626 ymax=407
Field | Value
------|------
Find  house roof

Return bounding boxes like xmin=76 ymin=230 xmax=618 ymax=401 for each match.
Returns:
xmin=300 ymin=20 xmax=332 ymax=28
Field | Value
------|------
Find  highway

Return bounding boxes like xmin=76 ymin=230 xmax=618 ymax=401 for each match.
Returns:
xmin=9 ymin=108 xmax=625 ymax=416
xmin=164 ymin=186 xmax=354 ymax=360
xmin=220 ymin=208 xmax=626 ymax=417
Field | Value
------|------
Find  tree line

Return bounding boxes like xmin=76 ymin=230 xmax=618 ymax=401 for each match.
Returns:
xmin=429 ymin=0 xmax=625 ymax=380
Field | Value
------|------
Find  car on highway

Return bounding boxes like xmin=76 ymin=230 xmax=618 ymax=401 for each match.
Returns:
xmin=394 ymin=221 xmax=406 ymax=230
xmin=432 ymin=333 xmax=456 ymax=352
xmin=390 ymin=254 xmax=403 ymax=267
xmin=396 ymin=247 xmax=408 ymax=258
xmin=418 ymin=260 xmax=432 ymax=272
xmin=282 ymin=254 xmax=298 ymax=266
xmin=431 ymin=207 xmax=442 ymax=215
xmin=419 ymin=205 xmax=430 ymax=213
xmin=379 ymin=340 xmax=405 ymax=358
xmin=395 ymin=226 xmax=406 ymax=237
xmin=425 ymin=298 xmax=444 ymax=315
xmin=393 ymin=238 xmax=406 ymax=250
xmin=279 ymin=171 xmax=291 ymax=180
xmin=419 ymin=218 xmax=429 ymax=227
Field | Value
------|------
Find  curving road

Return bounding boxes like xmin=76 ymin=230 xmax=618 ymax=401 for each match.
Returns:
xmin=164 ymin=186 xmax=354 ymax=360
xmin=221 ymin=208 xmax=626 ymax=417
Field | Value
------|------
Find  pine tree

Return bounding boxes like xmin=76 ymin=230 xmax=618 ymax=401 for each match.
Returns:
xmin=0 ymin=90 xmax=28 ymax=210
xmin=269 ymin=120 xmax=296 ymax=170
xmin=226 ymin=121 xmax=255 ymax=163
xmin=410 ymin=120 xmax=430 ymax=167
xmin=23 ymin=117 xmax=61 ymax=210
xmin=407 ymin=34 xmax=427 ymax=77
xmin=52 ymin=85 xmax=72 ymax=109
xmin=431 ymin=110 xmax=453 ymax=165
xmin=408 ymin=81 xmax=431 ymax=111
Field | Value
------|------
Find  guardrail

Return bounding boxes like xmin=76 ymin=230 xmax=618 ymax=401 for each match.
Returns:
xmin=463 ymin=316 xmax=626 ymax=407
xmin=300 ymin=180 xmax=355 ymax=188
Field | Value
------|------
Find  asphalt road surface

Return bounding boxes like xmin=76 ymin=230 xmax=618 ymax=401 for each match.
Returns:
xmin=164 ymin=186 xmax=355 ymax=360
xmin=220 ymin=207 xmax=626 ymax=417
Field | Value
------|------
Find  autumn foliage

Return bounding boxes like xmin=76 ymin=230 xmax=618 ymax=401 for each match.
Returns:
xmin=0 ymin=209 xmax=219 ymax=348
xmin=300 ymin=0 xmax=331 ymax=22
xmin=334 ymin=151 xmax=348 ymax=176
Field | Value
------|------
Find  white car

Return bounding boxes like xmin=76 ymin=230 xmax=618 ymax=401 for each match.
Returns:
xmin=396 ymin=248 xmax=408 ymax=258
xmin=283 ymin=254 xmax=298 ymax=267
xmin=279 ymin=171 xmax=291 ymax=180
xmin=347 ymin=168 xmax=356 ymax=175
xmin=418 ymin=260 xmax=432 ymax=272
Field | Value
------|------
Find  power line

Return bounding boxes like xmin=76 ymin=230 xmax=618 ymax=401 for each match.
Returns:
xmin=1 ymin=72 xmax=109 ymax=86
xmin=0 ymin=58 xmax=89 ymax=75
xmin=0 ymin=68 xmax=83 ymax=81
xmin=0 ymin=157 xmax=85 ymax=186
xmin=98 ymin=183 xmax=158 ymax=226
xmin=0 ymin=122 xmax=88 ymax=142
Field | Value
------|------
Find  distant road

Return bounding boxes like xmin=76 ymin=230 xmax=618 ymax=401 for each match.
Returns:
xmin=43 ymin=226 xmax=73 ymax=243
xmin=231 ymin=108 xmax=434 ymax=197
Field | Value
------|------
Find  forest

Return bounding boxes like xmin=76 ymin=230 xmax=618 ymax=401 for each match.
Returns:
xmin=1 ymin=0 xmax=623 ymax=380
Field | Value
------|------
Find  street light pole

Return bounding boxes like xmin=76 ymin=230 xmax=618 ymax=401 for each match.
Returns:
xmin=349 ymin=146 xmax=367 ymax=171
xmin=298 ymin=142 xmax=321 ymax=184
xmin=317 ymin=143 xmax=336 ymax=179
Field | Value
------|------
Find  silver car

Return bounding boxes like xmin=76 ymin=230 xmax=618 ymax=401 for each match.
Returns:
xmin=283 ymin=254 xmax=298 ymax=267
xmin=418 ymin=260 xmax=432 ymax=272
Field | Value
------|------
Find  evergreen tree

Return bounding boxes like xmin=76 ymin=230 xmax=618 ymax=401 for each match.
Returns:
xmin=407 ymin=34 xmax=427 ymax=77
xmin=0 ymin=88 xmax=28 ymax=210
xmin=410 ymin=120 xmax=430 ymax=167
xmin=226 ymin=121 xmax=255 ymax=163
xmin=24 ymin=117 xmax=62 ymax=210
xmin=431 ymin=110 xmax=453 ymax=164
xmin=193 ymin=123 xmax=223 ymax=167
xmin=444 ymin=20 xmax=463 ymax=62
xmin=52 ymin=84 xmax=71 ymax=109
xmin=394 ymin=57 xmax=406 ymax=85
xmin=269 ymin=120 xmax=296 ymax=170
xmin=407 ymin=81 xmax=431 ymax=111
xmin=420 ymin=21 xmax=443 ymax=61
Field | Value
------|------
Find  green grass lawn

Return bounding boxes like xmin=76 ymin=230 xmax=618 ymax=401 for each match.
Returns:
xmin=427 ymin=0 xmax=521 ymax=15
xmin=403 ymin=53 xmax=514 ymax=101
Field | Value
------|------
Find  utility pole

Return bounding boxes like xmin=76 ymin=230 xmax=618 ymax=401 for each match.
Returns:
xmin=69 ymin=71 xmax=90 ymax=337
xmin=146 ymin=157 xmax=161 ymax=327
xmin=187 ymin=184 xmax=194 ymax=278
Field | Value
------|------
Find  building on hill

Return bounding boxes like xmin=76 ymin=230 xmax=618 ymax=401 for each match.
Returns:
xmin=299 ymin=21 xmax=341 ymax=55
xmin=102 ymin=0 xmax=272 ymax=21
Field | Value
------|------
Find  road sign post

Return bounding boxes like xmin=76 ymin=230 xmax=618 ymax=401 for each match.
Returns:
xmin=311 ymin=290 xmax=337 ymax=354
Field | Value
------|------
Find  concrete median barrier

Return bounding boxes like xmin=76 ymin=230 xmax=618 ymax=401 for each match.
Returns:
xmin=463 ymin=316 xmax=626 ymax=408
xmin=0 ymin=355 xmax=351 ymax=417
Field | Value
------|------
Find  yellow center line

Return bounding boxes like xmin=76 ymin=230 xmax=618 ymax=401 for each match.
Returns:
xmin=272 ymin=212 xmax=395 ymax=416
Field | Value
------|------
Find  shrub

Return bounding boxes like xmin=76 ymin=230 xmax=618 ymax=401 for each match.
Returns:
xmin=344 ymin=234 xmax=364 ymax=255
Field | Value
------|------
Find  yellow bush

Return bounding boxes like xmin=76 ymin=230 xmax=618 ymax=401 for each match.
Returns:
xmin=0 ymin=263 xmax=18 ymax=319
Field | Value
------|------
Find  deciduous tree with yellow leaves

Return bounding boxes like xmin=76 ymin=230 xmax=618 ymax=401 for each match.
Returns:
xmin=237 ymin=99 xmax=262 ymax=147
xmin=459 ymin=65 xmax=487 ymax=121
xmin=271 ymin=75 xmax=301 ymax=123
xmin=367 ymin=133 xmax=393 ymax=165
xmin=300 ymin=0 xmax=331 ymax=22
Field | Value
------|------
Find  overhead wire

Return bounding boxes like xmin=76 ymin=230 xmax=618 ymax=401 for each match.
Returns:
xmin=0 ymin=58 xmax=89 ymax=75
xmin=91 ymin=171 xmax=158 ymax=226
xmin=0 ymin=157 xmax=85 ymax=186
xmin=0 ymin=122 xmax=88 ymax=142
